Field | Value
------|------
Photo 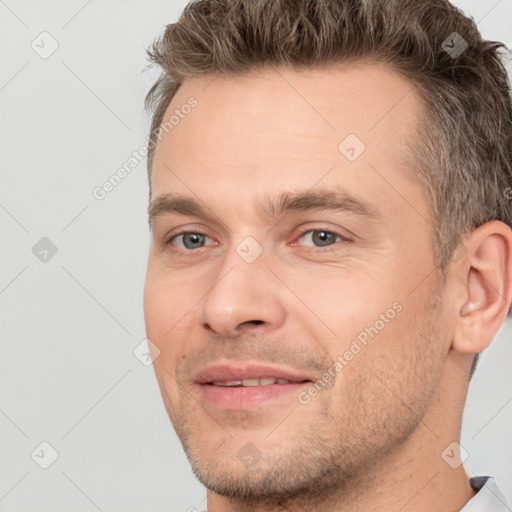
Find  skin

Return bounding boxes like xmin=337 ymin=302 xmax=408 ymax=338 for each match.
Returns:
xmin=143 ymin=63 xmax=512 ymax=511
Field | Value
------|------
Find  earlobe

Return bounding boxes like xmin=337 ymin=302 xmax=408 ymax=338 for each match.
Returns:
xmin=452 ymin=222 xmax=512 ymax=355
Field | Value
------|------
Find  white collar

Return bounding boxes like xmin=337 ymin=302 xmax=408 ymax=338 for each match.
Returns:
xmin=460 ymin=477 xmax=511 ymax=511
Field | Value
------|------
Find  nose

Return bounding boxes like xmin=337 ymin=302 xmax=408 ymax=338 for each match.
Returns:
xmin=200 ymin=246 xmax=287 ymax=337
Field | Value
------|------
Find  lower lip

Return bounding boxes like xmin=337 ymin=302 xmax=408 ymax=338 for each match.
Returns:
xmin=198 ymin=382 xmax=310 ymax=409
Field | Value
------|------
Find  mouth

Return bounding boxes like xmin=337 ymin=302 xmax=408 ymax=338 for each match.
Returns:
xmin=208 ymin=377 xmax=308 ymax=387
xmin=194 ymin=363 xmax=313 ymax=409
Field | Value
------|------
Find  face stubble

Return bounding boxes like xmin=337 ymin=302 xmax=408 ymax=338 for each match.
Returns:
xmin=154 ymin=275 xmax=447 ymax=510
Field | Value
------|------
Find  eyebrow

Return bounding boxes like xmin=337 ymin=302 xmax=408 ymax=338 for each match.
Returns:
xmin=148 ymin=188 xmax=382 ymax=227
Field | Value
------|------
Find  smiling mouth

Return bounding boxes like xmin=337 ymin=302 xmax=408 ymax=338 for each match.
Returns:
xmin=208 ymin=378 xmax=309 ymax=387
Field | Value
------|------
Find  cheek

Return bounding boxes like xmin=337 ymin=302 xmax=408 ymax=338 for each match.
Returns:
xmin=144 ymin=278 xmax=190 ymax=411
xmin=143 ymin=270 xmax=193 ymax=376
xmin=143 ymin=276 xmax=169 ymax=340
xmin=328 ymin=301 xmax=442 ymax=424
xmin=288 ymin=269 xmax=395 ymax=342
xmin=364 ymin=294 xmax=443 ymax=379
xmin=289 ymin=268 xmax=427 ymax=377
xmin=144 ymin=266 xmax=195 ymax=333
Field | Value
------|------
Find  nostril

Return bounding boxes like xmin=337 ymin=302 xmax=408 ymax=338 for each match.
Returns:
xmin=239 ymin=320 xmax=264 ymax=327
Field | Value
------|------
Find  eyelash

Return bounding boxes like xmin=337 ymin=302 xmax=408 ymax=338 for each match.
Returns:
xmin=163 ymin=228 xmax=350 ymax=254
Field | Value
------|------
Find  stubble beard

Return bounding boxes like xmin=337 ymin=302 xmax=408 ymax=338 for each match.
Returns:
xmin=165 ymin=288 xmax=446 ymax=510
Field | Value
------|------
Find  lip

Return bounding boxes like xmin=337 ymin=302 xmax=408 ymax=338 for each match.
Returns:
xmin=194 ymin=362 xmax=313 ymax=384
xmin=193 ymin=362 xmax=313 ymax=410
xmin=198 ymin=382 xmax=311 ymax=409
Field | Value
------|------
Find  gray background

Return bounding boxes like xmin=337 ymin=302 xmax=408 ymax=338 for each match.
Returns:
xmin=0 ymin=1 xmax=511 ymax=511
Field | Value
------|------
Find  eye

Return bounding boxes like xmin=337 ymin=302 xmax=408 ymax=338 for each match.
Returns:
xmin=164 ymin=228 xmax=349 ymax=254
xmin=166 ymin=231 xmax=214 ymax=250
xmin=295 ymin=229 xmax=346 ymax=248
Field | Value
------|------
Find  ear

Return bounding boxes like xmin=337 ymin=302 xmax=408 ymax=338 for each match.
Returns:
xmin=450 ymin=221 xmax=512 ymax=354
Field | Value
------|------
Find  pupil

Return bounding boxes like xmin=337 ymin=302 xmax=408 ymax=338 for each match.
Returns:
xmin=185 ymin=233 xmax=204 ymax=249
xmin=314 ymin=231 xmax=333 ymax=246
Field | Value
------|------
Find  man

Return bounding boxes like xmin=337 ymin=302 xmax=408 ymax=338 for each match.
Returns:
xmin=142 ymin=0 xmax=512 ymax=510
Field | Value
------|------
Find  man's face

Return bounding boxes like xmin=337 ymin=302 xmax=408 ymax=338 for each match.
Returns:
xmin=144 ymin=64 xmax=450 ymax=500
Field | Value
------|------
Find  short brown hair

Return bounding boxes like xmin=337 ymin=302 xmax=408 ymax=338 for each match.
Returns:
xmin=145 ymin=0 xmax=512 ymax=316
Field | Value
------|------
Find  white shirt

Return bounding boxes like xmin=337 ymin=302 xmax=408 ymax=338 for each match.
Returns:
xmin=460 ymin=477 xmax=511 ymax=511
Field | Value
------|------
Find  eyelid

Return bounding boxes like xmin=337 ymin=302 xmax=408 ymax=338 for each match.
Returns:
xmin=162 ymin=222 xmax=215 ymax=242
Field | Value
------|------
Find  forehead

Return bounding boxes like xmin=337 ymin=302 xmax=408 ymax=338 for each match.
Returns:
xmin=151 ymin=63 xmax=422 ymax=213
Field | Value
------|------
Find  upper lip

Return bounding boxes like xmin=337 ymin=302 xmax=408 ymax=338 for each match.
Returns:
xmin=194 ymin=363 xmax=313 ymax=384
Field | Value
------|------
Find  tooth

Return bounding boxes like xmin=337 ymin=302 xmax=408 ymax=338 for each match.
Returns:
xmin=241 ymin=379 xmax=260 ymax=386
xmin=211 ymin=378 xmax=292 ymax=387
xmin=212 ymin=380 xmax=242 ymax=386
